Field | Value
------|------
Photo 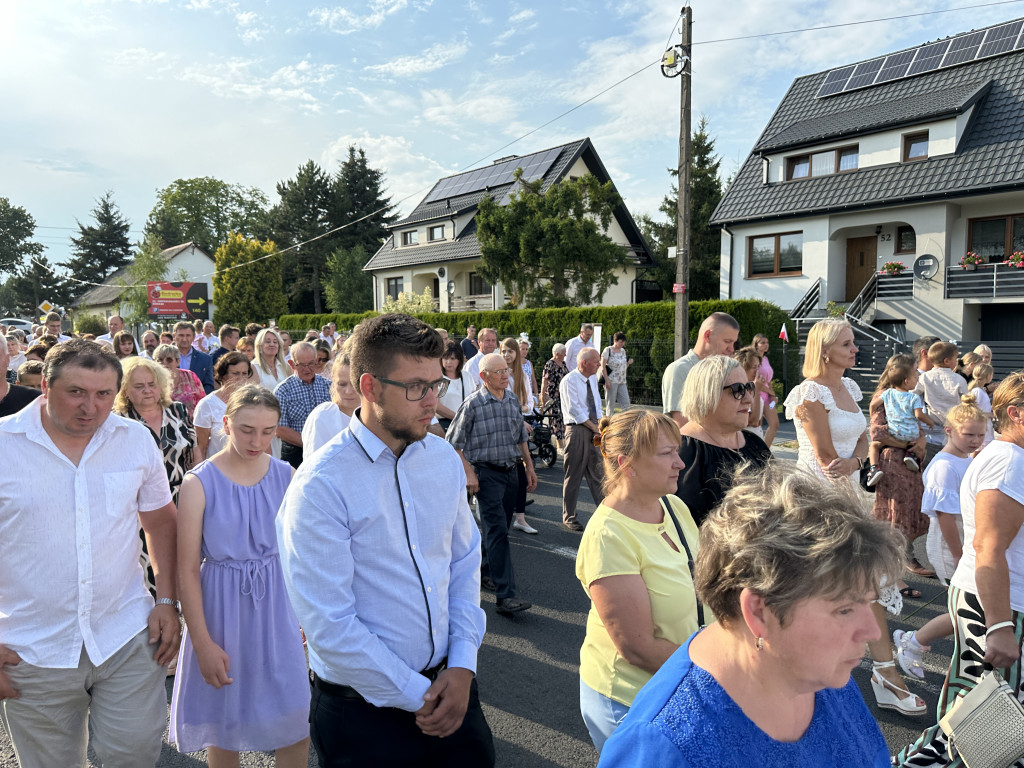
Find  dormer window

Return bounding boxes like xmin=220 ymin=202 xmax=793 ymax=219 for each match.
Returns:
xmin=428 ymin=225 xmax=445 ymax=242
xmin=401 ymin=230 xmax=419 ymax=246
xmin=785 ymin=145 xmax=858 ymax=180
xmin=903 ymin=131 xmax=928 ymax=162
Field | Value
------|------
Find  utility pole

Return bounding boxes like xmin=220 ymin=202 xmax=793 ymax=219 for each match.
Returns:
xmin=673 ymin=7 xmax=692 ymax=358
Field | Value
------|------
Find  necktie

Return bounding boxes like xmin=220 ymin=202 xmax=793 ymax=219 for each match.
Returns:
xmin=586 ymin=380 xmax=598 ymax=423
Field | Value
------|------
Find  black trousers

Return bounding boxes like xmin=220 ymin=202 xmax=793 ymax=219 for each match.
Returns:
xmin=309 ymin=677 xmax=495 ymax=768
xmin=473 ymin=463 xmax=518 ymax=600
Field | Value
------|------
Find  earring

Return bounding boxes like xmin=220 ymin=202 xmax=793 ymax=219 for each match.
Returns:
xmin=629 ymin=469 xmax=637 ymax=477
xmin=755 ymin=636 xmax=764 ymax=651
xmin=824 ymin=355 xmax=830 ymax=364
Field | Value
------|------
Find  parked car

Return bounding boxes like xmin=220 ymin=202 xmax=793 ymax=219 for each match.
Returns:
xmin=1 ymin=318 xmax=33 ymax=334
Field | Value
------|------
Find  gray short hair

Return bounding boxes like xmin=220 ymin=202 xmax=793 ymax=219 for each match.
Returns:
xmin=679 ymin=355 xmax=740 ymax=424
xmin=154 ymin=344 xmax=179 ymax=361
xmin=696 ymin=462 xmax=905 ymax=627
xmin=552 ymin=343 xmax=567 ymax=356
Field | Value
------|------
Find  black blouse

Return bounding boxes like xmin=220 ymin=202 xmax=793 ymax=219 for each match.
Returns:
xmin=676 ymin=432 xmax=772 ymax=527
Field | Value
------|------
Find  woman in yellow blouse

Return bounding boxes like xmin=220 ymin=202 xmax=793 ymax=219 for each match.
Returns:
xmin=576 ymin=409 xmax=702 ymax=753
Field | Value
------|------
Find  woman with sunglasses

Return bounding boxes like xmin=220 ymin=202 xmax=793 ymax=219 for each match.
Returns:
xmin=675 ymin=356 xmax=771 ymax=527
xmin=783 ymin=318 xmax=925 ymax=718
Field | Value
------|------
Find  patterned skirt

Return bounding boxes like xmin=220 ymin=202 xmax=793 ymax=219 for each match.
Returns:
xmin=895 ymin=587 xmax=1024 ymax=766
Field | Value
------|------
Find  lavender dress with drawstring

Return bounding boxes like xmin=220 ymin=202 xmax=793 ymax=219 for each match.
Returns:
xmin=169 ymin=459 xmax=309 ymax=753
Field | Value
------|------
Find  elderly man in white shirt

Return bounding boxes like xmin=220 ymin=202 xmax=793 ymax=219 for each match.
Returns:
xmin=559 ymin=347 xmax=606 ymax=531
xmin=0 ymin=339 xmax=180 ymax=768
xmin=564 ymin=323 xmax=596 ymax=370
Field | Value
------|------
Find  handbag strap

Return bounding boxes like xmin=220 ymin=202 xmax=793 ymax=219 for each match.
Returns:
xmin=660 ymin=495 xmax=705 ymax=628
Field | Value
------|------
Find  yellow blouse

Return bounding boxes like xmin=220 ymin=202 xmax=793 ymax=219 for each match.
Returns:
xmin=575 ymin=495 xmax=703 ymax=707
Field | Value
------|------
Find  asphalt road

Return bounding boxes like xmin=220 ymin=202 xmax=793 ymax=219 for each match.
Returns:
xmin=0 ymin=419 xmax=952 ymax=766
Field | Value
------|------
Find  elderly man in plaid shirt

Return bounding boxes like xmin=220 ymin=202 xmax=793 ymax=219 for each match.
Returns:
xmin=447 ymin=352 xmax=537 ymax=616
xmin=274 ymin=340 xmax=331 ymax=468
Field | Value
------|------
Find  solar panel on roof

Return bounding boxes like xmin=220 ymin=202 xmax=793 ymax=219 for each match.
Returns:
xmin=907 ymin=40 xmax=951 ymax=75
xmin=845 ymin=58 xmax=885 ymax=90
xmin=942 ymin=31 xmax=985 ymax=67
xmin=979 ymin=20 xmax=1023 ymax=57
xmin=421 ymin=147 xmax=563 ymax=204
xmin=815 ymin=65 xmax=855 ymax=97
xmin=874 ymin=50 xmax=916 ymax=84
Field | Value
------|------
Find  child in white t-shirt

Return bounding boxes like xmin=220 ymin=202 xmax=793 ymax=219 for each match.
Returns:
xmin=968 ymin=363 xmax=995 ymax=448
xmin=893 ymin=396 xmax=988 ymax=679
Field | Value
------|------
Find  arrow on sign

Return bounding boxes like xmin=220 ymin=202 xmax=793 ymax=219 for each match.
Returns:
xmin=187 ymin=297 xmax=206 ymax=306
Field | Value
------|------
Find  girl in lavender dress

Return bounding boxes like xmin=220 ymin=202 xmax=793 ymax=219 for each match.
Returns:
xmin=170 ymin=384 xmax=309 ymax=766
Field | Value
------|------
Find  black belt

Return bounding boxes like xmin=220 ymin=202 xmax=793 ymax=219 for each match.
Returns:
xmin=311 ymin=658 xmax=448 ymax=702
xmin=473 ymin=461 xmax=516 ymax=473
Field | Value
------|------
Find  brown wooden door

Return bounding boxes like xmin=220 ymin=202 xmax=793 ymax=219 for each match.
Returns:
xmin=846 ymin=236 xmax=877 ymax=302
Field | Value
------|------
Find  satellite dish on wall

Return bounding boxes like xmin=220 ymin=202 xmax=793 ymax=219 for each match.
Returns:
xmin=913 ymin=254 xmax=939 ymax=280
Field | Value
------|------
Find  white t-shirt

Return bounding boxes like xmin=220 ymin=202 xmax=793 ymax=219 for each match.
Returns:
xmin=969 ymin=386 xmax=995 ymax=446
xmin=302 ymin=401 xmax=351 ymax=459
xmin=439 ymin=371 xmax=477 ymax=418
xmin=193 ymin=392 xmax=228 ymax=457
xmin=921 ymin=451 xmax=971 ymax=518
xmin=951 ymin=440 xmax=1024 ymax=610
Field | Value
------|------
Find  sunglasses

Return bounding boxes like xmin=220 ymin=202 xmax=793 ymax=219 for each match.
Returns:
xmin=722 ymin=381 xmax=756 ymax=400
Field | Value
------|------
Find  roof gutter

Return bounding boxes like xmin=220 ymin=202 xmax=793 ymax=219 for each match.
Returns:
xmin=723 ymin=226 xmax=735 ymax=299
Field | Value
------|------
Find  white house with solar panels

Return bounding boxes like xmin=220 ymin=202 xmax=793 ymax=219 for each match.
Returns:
xmin=711 ymin=16 xmax=1024 ymax=346
xmin=363 ymin=138 xmax=657 ymax=312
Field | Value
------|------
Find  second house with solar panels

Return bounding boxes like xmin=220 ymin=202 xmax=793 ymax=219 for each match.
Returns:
xmin=711 ymin=16 xmax=1024 ymax=345
xmin=363 ymin=138 xmax=657 ymax=312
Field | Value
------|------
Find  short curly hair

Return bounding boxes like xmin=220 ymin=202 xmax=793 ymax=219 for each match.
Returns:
xmin=695 ymin=462 xmax=904 ymax=627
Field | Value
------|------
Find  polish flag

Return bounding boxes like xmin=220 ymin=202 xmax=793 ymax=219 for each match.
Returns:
xmin=779 ymin=323 xmax=789 ymax=343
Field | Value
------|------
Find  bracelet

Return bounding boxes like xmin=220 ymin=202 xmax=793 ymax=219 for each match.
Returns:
xmin=986 ymin=621 xmax=1015 ymax=636
xmin=155 ymin=597 xmax=181 ymax=614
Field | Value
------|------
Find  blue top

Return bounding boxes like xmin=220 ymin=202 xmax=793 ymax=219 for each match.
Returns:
xmin=880 ymin=388 xmax=924 ymax=442
xmin=598 ymin=633 xmax=890 ymax=768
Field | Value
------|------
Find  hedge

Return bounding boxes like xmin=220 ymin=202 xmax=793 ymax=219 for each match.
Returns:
xmin=279 ymin=300 xmax=798 ymax=404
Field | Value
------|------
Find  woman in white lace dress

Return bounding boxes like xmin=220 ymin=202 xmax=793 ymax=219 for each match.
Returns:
xmin=784 ymin=318 xmax=925 ymax=717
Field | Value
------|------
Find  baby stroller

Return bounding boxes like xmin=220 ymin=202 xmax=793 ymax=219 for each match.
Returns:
xmin=526 ymin=402 xmax=558 ymax=468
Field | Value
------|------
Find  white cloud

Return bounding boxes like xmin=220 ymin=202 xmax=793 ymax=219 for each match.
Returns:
xmin=235 ymin=10 xmax=267 ymax=43
xmin=309 ymin=0 xmax=410 ymax=35
xmin=508 ymin=9 xmax=534 ymax=23
xmin=421 ymin=90 xmax=519 ymax=128
xmin=363 ymin=40 xmax=470 ymax=77
xmin=176 ymin=57 xmax=336 ymax=112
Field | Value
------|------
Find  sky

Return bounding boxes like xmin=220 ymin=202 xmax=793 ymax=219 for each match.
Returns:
xmin=4 ymin=0 xmax=1024 ymax=272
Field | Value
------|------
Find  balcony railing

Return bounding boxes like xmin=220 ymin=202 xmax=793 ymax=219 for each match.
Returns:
xmin=449 ymin=294 xmax=493 ymax=312
xmin=946 ymin=263 xmax=1024 ymax=299
xmin=876 ymin=273 xmax=913 ymax=300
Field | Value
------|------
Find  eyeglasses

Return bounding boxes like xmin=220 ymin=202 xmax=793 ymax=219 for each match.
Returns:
xmin=722 ymin=381 xmax=756 ymax=400
xmin=483 ymin=368 xmax=511 ymax=377
xmin=375 ymin=375 xmax=449 ymax=401
xmin=293 ymin=361 xmax=319 ymax=370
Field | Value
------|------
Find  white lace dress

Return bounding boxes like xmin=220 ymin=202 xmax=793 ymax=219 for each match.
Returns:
xmin=784 ymin=378 xmax=902 ymax=614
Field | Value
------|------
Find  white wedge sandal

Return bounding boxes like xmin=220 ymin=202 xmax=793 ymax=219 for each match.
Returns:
xmin=871 ymin=660 xmax=927 ymax=716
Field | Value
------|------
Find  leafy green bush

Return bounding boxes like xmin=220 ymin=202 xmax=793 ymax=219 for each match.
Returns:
xmin=74 ymin=313 xmax=107 ymax=336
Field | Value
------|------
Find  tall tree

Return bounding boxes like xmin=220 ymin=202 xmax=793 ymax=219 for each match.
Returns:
xmin=324 ymin=244 xmax=374 ymax=314
xmin=330 ymin=145 xmax=398 ymax=252
xmin=117 ymin=233 xmax=169 ymax=327
xmin=64 ymin=191 xmax=133 ymax=299
xmin=144 ymin=177 xmax=270 ymax=254
xmin=475 ymin=172 xmax=629 ymax=307
xmin=270 ymin=161 xmax=334 ymax=314
xmin=6 ymin=256 xmax=73 ymax=317
xmin=640 ymin=116 xmax=724 ymax=301
xmin=0 ymin=197 xmax=44 ymax=278
xmin=212 ymin=232 xmax=289 ymax=327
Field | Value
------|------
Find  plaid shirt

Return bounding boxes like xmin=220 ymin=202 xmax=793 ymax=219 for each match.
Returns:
xmin=446 ymin=386 xmax=527 ymax=466
xmin=274 ymin=374 xmax=331 ymax=432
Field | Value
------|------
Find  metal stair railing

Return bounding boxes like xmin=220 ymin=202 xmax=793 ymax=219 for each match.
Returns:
xmin=846 ymin=272 xmax=878 ymax=322
xmin=790 ymin=277 xmax=822 ymax=318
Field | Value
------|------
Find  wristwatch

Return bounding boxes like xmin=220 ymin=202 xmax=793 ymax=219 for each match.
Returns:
xmin=155 ymin=597 xmax=181 ymax=613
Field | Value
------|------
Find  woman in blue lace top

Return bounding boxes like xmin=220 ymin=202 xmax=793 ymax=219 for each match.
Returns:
xmin=599 ymin=463 xmax=903 ymax=768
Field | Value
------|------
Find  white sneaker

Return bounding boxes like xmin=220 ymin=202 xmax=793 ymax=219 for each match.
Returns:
xmin=512 ymin=520 xmax=539 ymax=534
xmin=904 ymin=455 xmax=920 ymax=472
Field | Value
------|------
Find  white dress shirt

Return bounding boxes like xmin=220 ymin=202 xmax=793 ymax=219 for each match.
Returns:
xmin=277 ymin=410 xmax=484 ymax=712
xmin=0 ymin=400 xmax=172 ymax=668
xmin=560 ymin=367 xmax=602 ymax=426
xmin=564 ymin=335 xmax=595 ymax=368
xmin=463 ymin=353 xmax=486 ymax=392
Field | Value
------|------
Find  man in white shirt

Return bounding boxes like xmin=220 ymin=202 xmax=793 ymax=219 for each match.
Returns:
xmin=662 ymin=312 xmax=739 ymax=428
xmin=0 ymin=339 xmax=180 ymax=768
xmin=43 ymin=312 xmax=72 ymax=342
xmin=564 ymin=323 xmax=595 ymax=369
xmin=464 ymin=327 xmax=499 ymax=388
xmin=278 ymin=313 xmax=494 ymax=766
xmin=911 ymin=334 xmax=943 ymax=465
xmin=320 ymin=322 xmax=338 ymax=348
xmin=95 ymin=315 xmax=130 ymax=347
xmin=559 ymin=348 xmax=606 ymax=531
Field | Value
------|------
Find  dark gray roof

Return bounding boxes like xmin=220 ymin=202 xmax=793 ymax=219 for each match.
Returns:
xmin=755 ymin=79 xmax=990 ymax=153
xmin=712 ymin=36 xmax=1024 ymax=227
xmin=365 ymin=138 xmax=654 ymax=272
xmin=73 ymin=242 xmax=210 ymax=308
